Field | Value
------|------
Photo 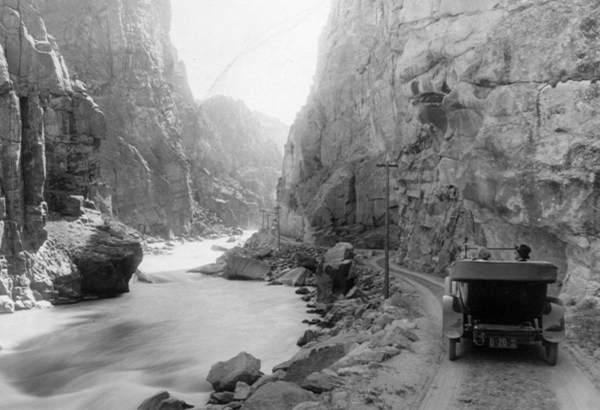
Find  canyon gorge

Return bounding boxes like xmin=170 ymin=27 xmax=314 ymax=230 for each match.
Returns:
xmin=278 ymin=0 xmax=600 ymax=304
xmin=0 ymin=0 xmax=284 ymax=308
xmin=0 ymin=0 xmax=598 ymax=314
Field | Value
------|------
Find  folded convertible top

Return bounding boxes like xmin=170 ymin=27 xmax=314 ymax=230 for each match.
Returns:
xmin=450 ymin=260 xmax=558 ymax=282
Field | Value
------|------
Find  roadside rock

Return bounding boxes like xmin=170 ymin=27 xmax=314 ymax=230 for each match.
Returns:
xmin=0 ymin=295 xmax=15 ymax=314
xmin=207 ymin=352 xmax=263 ymax=393
xmin=137 ymin=390 xmax=194 ymax=410
xmin=275 ymin=267 xmax=311 ymax=287
xmin=240 ymin=381 xmax=317 ymax=410
xmin=315 ymin=243 xmax=356 ymax=303
xmin=223 ymin=255 xmax=271 ymax=281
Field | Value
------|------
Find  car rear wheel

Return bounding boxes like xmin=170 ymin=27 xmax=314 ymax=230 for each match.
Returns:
xmin=448 ymin=338 xmax=459 ymax=361
xmin=545 ymin=342 xmax=558 ymax=365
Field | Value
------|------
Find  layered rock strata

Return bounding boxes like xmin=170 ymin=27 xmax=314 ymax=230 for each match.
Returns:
xmin=278 ymin=0 xmax=600 ymax=301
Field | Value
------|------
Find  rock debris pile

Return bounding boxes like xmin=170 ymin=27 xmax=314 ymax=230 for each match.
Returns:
xmin=139 ymin=230 xmax=422 ymax=410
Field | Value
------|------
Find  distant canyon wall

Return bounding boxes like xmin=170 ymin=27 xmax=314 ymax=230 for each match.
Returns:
xmin=278 ymin=0 xmax=600 ymax=301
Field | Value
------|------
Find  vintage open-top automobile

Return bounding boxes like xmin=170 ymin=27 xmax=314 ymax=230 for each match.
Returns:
xmin=443 ymin=259 xmax=565 ymax=365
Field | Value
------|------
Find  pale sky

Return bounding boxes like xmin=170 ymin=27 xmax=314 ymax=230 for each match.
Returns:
xmin=170 ymin=0 xmax=331 ymax=125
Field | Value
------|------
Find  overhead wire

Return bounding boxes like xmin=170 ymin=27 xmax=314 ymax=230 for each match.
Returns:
xmin=205 ymin=0 xmax=328 ymax=96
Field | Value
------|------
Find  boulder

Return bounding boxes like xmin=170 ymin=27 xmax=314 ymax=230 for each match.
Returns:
xmin=323 ymin=243 xmax=354 ymax=262
xmin=300 ymin=371 xmax=343 ymax=393
xmin=0 ymin=295 xmax=14 ymax=314
xmin=211 ymin=244 xmax=230 ymax=252
xmin=187 ymin=263 xmax=226 ymax=275
xmin=275 ymin=267 xmax=310 ymax=287
xmin=283 ymin=344 xmax=346 ymax=385
xmin=72 ymin=233 xmax=143 ymax=297
xmin=223 ymin=255 xmax=271 ymax=280
xmin=136 ymin=391 xmax=193 ymax=410
xmin=314 ymin=242 xmax=357 ymax=303
xmin=209 ymin=391 xmax=235 ymax=404
xmin=294 ymin=252 xmax=318 ymax=271
xmin=234 ymin=381 xmax=252 ymax=401
xmin=207 ymin=352 xmax=263 ymax=392
xmin=0 ymin=276 xmax=12 ymax=295
xmin=240 ymin=381 xmax=317 ymax=410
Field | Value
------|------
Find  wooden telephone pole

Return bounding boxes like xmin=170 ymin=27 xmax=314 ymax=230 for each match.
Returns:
xmin=260 ymin=209 xmax=267 ymax=229
xmin=376 ymin=161 xmax=399 ymax=299
xmin=274 ymin=205 xmax=281 ymax=251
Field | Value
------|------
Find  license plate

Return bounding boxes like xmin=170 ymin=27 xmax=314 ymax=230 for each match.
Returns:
xmin=488 ymin=337 xmax=517 ymax=349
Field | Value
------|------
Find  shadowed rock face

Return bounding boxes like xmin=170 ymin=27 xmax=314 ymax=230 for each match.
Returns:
xmin=34 ymin=0 xmax=286 ymax=235
xmin=0 ymin=0 xmax=105 ymax=258
xmin=278 ymin=0 xmax=600 ymax=301
xmin=31 ymin=0 xmax=194 ymax=237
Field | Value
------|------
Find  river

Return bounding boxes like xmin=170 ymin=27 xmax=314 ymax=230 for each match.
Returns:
xmin=0 ymin=232 xmax=308 ymax=409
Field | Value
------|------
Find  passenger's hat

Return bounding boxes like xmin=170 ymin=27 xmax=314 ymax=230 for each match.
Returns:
xmin=477 ymin=247 xmax=491 ymax=260
xmin=515 ymin=244 xmax=531 ymax=260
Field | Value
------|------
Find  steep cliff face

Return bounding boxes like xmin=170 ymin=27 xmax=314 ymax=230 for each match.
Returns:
xmin=0 ymin=0 xmax=104 ymax=257
xmin=0 ymin=1 xmax=142 ymax=311
xmin=278 ymin=0 xmax=600 ymax=301
xmin=32 ymin=0 xmax=193 ymax=237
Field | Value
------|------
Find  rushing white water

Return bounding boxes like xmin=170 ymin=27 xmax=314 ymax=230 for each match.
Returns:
xmin=0 ymin=233 xmax=308 ymax=410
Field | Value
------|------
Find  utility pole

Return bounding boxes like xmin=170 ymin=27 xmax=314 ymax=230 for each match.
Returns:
xmin=260 ymin=209 xmax=267 ymax=229
xmin=376 ymin=160 xmax=399 ymax=299
xmin=274 ymin=205 xmax=281 ymax=251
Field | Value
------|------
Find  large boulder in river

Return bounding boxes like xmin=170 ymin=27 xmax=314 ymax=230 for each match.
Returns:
xmin=33 ymin=210 xmax=143 ymax=299
xmin=207 ymin=352 xmax=263 ymax=393
xmin=240 ymin=381 xmax=317 ymax=410
xmin=223 ymin=254 xmax=271 ymax=280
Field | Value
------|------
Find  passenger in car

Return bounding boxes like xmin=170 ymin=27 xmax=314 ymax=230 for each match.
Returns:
xmin=473 ymin=247 xmax=491 ymax=260
xmin=515 ymin=244 xmax=531 ymax=261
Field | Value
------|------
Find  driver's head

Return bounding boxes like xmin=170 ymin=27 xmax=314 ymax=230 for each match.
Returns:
xmin=515 ymin=244 xmax=531 ymax=260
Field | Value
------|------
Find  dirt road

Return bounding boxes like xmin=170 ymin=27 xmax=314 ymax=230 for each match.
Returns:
xmin=365 ymin=257 xmax=600 ymax=410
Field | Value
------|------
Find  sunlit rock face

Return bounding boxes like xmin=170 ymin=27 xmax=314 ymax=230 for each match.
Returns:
xmin=0 ymin=0 xmax=104 ymax=258
xmin=174 ymin=87 xmax=283 ymax=227
xmin=32 ymin=0 xmax=193 ymax=237
xmin=278 ymin=0 xmax=600 ymax=300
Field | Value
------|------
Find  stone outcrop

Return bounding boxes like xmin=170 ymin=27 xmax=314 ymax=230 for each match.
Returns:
xmin=277 ymin=0 xmax=600 ymax=302
xmin=0 ymin=1 xmax=142 ymax=308
xmin=240 ymin=381 xmax=317 ymax=410
xmin=207 ymin=351 xmax=263 ymax=393
xmin=315 ymin=243 xmax=356 ymax=303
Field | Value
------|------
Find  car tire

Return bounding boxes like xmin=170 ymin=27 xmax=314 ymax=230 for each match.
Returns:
xmin=546 ymin=342 xmax=558 ymax=365
xmin=448 ymin=338 xmax=459 ymax=361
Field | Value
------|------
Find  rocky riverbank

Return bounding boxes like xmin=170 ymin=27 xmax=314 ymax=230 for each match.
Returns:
xmin=137 ymin=229 xmax=431 ymax=410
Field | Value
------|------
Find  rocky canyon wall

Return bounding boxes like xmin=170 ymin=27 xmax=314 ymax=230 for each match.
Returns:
xmin=278 ymin=0 xmax=600 ymax=302
xmin=33 ymin=0 xmax=286 ymax=236
xmin=0 ymin=0 xmax=104 ymax=258
xmin=31 ymin=0 xmax=194 ymax=237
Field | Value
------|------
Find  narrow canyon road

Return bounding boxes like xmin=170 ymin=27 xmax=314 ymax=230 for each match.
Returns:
xmin=366 ymin=257 xmax=600 ymax=410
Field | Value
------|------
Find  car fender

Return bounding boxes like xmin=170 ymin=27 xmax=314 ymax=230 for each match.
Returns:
xmin=443 ymin=294 xmax=464 ymax=339
xmin=542 ymin=297 xmax=565 ymax=343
